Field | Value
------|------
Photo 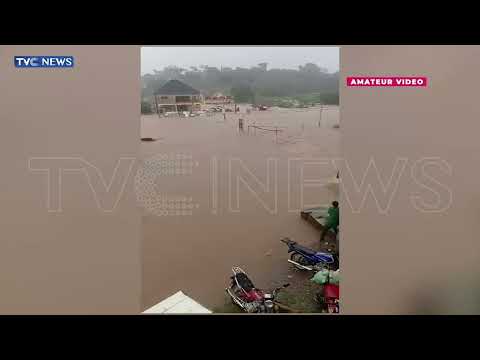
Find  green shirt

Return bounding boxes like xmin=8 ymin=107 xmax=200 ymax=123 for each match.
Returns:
xmin=325 ymin=206 xmax=339 ymax=228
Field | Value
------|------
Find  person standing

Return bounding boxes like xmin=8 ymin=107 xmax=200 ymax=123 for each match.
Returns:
xmin=320 ymin=201 xmax=339 ymax=242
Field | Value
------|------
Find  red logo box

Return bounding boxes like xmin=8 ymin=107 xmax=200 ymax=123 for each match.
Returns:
xmin=346 ymin=77 xmax=428 ymax=87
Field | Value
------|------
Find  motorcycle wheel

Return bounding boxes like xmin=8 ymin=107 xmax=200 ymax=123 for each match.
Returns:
xmin=290 ymin=253 xmax=310 ymax=266
xmin=313 ymin=263 xmax=330 ymax=272
xmin=231 ymin=288 xmax=243 ymax=304
xmin=227 ymin=288 xmax=247 ymax=312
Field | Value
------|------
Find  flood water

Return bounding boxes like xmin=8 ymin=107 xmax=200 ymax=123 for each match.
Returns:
xmin=139 ymin=106 xmax=340 ymax=310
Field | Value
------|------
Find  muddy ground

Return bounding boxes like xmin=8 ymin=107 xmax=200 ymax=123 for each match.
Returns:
xmin=213 ymin=235 xmax=338 ymax=313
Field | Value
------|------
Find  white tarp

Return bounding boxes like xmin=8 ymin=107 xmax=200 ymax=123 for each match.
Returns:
xmin=142 ymin=291 xmax=212 ymax=314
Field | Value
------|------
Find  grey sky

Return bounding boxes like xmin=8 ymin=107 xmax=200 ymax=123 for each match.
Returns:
xmin=141 ymin=46 xmax=339 ymax=75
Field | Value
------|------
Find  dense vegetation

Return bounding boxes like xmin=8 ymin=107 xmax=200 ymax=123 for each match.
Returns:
xmin=141 ymin=63 xmax=339 ymax=106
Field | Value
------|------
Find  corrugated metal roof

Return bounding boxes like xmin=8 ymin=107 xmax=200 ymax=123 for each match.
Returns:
xmin=154 ymin=79 xmax=200 ymax=95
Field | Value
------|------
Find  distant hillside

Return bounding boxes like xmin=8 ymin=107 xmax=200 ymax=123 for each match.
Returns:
xmin=142 ymin=63 xmax=339 ymax=105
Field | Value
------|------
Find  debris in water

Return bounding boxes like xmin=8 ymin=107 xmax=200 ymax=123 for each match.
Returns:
xmin=141 ymin=137 xmax=156 ymax=142
xmin=265 ymin=249 xmax=272 ymax=256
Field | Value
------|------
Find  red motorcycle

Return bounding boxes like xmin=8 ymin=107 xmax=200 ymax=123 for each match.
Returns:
xmin=226 ymin=267 xmax=289 ymax=313
xmin=315 ymin=283 xmax=340 ymax=313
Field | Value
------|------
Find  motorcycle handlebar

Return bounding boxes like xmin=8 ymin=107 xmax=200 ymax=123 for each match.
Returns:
xmin=280 ymin=237 xmax=294 ymax=245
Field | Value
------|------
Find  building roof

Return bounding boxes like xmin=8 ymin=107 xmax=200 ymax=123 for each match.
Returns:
xmin=154 ymin=79 xmax=200 ymax=95
xmin=142 ymin=291 xmax=212 ymax=314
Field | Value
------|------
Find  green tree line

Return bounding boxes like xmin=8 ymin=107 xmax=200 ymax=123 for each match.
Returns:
xmin=141 ymin=63 xmax=339 ymax=105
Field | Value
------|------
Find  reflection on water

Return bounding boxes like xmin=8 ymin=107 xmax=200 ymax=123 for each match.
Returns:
xmin=140 ymin=106 xmax=340 ymax=310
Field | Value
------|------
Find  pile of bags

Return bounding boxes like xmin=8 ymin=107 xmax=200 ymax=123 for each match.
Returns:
xmin=311 ymin=268 xmax=340 ymax=285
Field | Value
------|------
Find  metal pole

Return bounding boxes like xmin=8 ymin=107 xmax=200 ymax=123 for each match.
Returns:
xmin=154 ymin=95 xmax=160 ymax=118
xmin=319 ymin=104 xmax=323 ymax=127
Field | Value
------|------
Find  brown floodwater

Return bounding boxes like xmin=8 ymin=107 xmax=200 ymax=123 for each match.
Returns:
xmin=139 ymin=106 xmax=340 ymax=310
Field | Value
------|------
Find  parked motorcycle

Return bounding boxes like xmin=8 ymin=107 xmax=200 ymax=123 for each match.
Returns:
xmin=280 ymin=237 xmax=338 ymax=271
xmin=315 ymin=283 xmax=340 ymax=313
xmin=225 ymin=267 xmax=289 ymax=313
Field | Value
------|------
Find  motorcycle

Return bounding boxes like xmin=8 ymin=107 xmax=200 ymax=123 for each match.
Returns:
xmin=280 ymin=237 xmax=338 ymax=271
xmin=225 ymin=267 xmax=289 ymax=313
xmin=315 ymin=283 xmax=340 ymax=313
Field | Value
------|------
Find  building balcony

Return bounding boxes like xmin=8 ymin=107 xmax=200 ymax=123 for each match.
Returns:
xmin=158 ymin=101 xmax=203 ymax=106
xmin=156 ymin=95 xmax=203 ymax=105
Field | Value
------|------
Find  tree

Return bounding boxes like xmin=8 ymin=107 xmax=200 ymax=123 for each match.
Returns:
xmin=164 ymin=65 xmax=185 ymax=78
xmin=319 ymin=92 xmax=339 ymax=105
xmin=231 ymin=84 xmax=254 ymax=103
xmin=141 ymin=62 xmax=339 ymax=104
xmin=299 ymin=63 xmax=324 ymax=73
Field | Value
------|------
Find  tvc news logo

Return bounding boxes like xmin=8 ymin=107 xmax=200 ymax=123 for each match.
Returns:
xmin=14 ymin=56 xmax=74 ymax=68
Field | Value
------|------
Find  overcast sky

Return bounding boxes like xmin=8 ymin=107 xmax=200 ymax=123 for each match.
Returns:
xmin=141 ymin=46 xmax=339 ymax=74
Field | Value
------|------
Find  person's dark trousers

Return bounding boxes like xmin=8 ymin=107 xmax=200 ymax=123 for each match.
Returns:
xmin=320 ymin=226 xmax=330 ymax=242
xmin=320 ymin=225 xmax=338 ymax=242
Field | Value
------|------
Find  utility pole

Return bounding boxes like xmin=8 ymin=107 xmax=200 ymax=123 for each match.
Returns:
xmin=318 ymin=104 xmax=323 ymax=127
xmin=154 ymin=95 xmax=160 ymax=118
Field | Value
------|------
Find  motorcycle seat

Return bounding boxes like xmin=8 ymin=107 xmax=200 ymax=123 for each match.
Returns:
xmin=293 ymin=244 xmax=317 ymax=257
xmin=235 ymin=273 xmax=255 ymax=292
